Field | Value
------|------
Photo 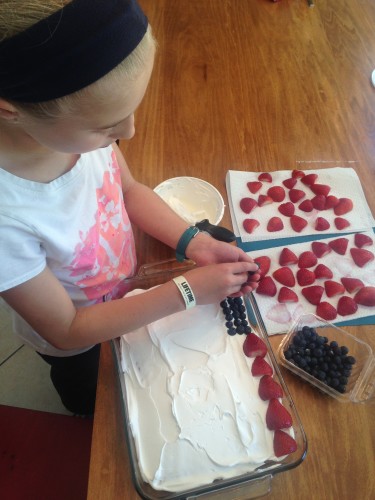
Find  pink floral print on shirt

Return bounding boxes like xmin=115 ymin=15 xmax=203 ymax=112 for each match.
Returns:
xmin=66 ymin=150 xmax=136 ymax=301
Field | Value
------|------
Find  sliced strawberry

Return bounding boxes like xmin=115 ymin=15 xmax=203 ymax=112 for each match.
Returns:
xmin=341 ymin=277 xmax=365 ymax=294
xmin=354 ymin=233 xmax=373 ymax=248
xmin=354 ymin=286 xmax=375 ymax=307
xmin=310 ymin=183 xmax=331 ymax=196
xmin=314 ymin=264 xmax=333 ymax=280
xmin=311 ymin=194 xmax=326 ymax=210
xmin=302 ymin=285 xmax=324 ymax=305
xmin=316 ymin=301 xmax=337 ymax=321
xmin=296 ymin=268 xmax=315 ymax=286
xmin=315 ymin=217 xmax=330 ymax=231
xmin=247 ymin=181 xmax=262 ymax=194
xmin=267 ymin=186 xmax=286 ymax=202
xmin=258 ymin=194 xmax=273 ymax=206
xmin=328 ymin=237 xmax=349 ymax=255
xmin=289 ymin=189 xmax=305 ymax=203
xmin=291 ymin=169 xmax=305 ymax=179
xmin=240 ymin=197 xmax=257 ymax=214
xmin=251 ymin=356 xmax=273 ymax=376
xmin=243 ymin=332 xmax=268 ymax=357
xmin=266 ymin=399 xmax=293 ymax=430
xmin=311 ymin=241 xmax=331 ymax=258
xmin=258 ymin=172 xmax=272 ymax=183
xmin=301 ymin=173 xmax=318 ymax=186
xmin=350 ymin=247 xmax=374 ymax=268
xmin=298 ymin=251 xmax=318 ymax=268
xmin=324 ymin=280 xmax=345 ymax=298
xmin=325 ymin=195 xmax=339 ymax=209
xmin=273 ymin=267 xmax=296 ymax=287
xmin=278 ymin=202 xmax=295 ymax=217
xmin=279 ymin=247 xmax=298 ymax=266
xmin=243 ymin=218 xmax=260 ymax=234
xmin=267 ymin=216 xmax=284 ymax=232
xmin=258 ymin=375 xmax=283 ymax=401
xmin=334 ymin=217 xmax=350 ymax=230
xmin=282 ymin=178 xmax=297 ymax=189
xmin=255 ymin=256 xmax=271 ymax=277
xmin=273 ymin=429 xmax=297 ymax=457
xmin=298 ymin=199 xmax=314 ymax=212
xmin=337 ymin=296 xmax=358 ymax=316
xmin=256 ymin=276 xmax=277 ymax=297
xmin=290 ymin=215 xmax=307 ymax=233
xmin=334 ymin=198 xmax=353 ymax=216
xmin=278 ymin=287 xmax=298 ymax=303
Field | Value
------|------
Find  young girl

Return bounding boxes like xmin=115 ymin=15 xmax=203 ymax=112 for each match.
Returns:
xmin=0 ymin=0 xmax=259 ymax=415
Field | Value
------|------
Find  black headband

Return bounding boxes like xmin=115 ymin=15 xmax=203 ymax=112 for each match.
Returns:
xmin=0 ymin=0 xmax=148 ymax=103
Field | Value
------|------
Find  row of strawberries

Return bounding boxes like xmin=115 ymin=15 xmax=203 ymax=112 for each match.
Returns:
xmin=241 ymin=170 xmax=353 ymax=234
xmin=243 ymin=332 xmax=297 ymax=458
xmin=254 ymin=234 xmax=375 ymax=320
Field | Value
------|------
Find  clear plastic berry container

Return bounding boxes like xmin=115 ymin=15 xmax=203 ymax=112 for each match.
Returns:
xmin=278 ymin=314 xmax=375 ymax=403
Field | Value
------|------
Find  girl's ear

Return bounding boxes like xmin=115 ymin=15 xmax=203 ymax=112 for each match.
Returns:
xmin=0 ymin=99 xmax=19 ymax=120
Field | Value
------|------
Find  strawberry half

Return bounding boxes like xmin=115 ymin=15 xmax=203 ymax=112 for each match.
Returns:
xmin=273 ymin=429 xmax=297 ymax=457
xmin=298 ymin=251 xmax=318 ymax=268
xmin=316 ymin=301 xmax=337 ymax=321
xmin=278 ymin=287 xmax=298 ymax=303
xmin=298 ymin=199 xmax=314 ymax=212
xmin=266 ymin=399 xmax=293 ymax=430
xmin=334 ymin=198 xmax=353 ymax=216
xmin=258 ymin=375 xmax=283 ymax=401
xmin=324 ymin=280 xmax=345 ymax=298
xmin=256 ymin=276 xmax=277 ymax=297
xmin=290 ymin=215 xmax=307 ymax=233
xmin=278 ymin=202 xmax=295 ymax=217
xmin=354 ymin=286 xmax=375 ymax=307
xmin=247 ymin=181 xmax=262 ymax=194
xmin=329 ymin=237 xmax=349 ymax=255
xmin=296 ymin=268 xmax=315 ymax=286
xmin=302 ymin=285 xmax=324 ymax=305
xmin=255 ymin=256 xmax=271 ymax=277
xmin=251 ymin=356 xmax=273 ymax=376
xmin=315 ymin=217 xmax=330 ymax=231
xmin=289 ymin=189 xmax=305 ymax=203
xmin=300 ymin=173 xmax=318 ymax=186
xmin=311 ymin=195 xmax=326 ymax=210
xmin=282 ymin=178 xmax=297 ymax=189
xmin=314 ymin=264 xmax=333 ymax=279
xmin=350 ymin=247 xmax=374 ymax=268
xmin=292 ymin=169 xmax=305 ymax=179
xmin=311 ymin=241 xmax=331 ymax=258
xmin=341 ymin=277 xmax=365 ymax=294
xmin=310 ymin=183 xmax=331 ymax=196
xmin=354 ymin=233 xmax=373 ymax=248
xmin=337 ymin=296 xmax=358 ymax=316
xmin=268 ymin=186 xmax=286 ymax=202
xmin=267 ymin=216 xmax=284 ymax=232
xmin=243 ymin=332 xmax=268 ymax=357
xmin=240 ymin=197 xmax=257 ymax=214
xmin=258 ymin=172 xmax=272 ymax=183
xmin=243 ymin=218 xmax=260 ymax=234
xmin=258 ymin=194 xmax=273 ymax=207
xmin=273 ymin=267 xmax=296 ymax=287
xmin=279 ymin=247 xmax=298 ymax=266
xmin=334 ymin=217 xmax=350 ymax=230
xmin=325 ymin=195 xmax=339 ymax=209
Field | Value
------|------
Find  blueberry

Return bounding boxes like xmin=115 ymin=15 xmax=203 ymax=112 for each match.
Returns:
xmin=244 ymin=326 xmax=252 ymax=334
xmin=330 ymin=340 xmax=339 ymax=348
xmin=227 ymin=327 xmax=237 ymax=336
xmin=341 ymin=346 xmax=349 ymax=355
xmin=330 ymin=378 xmax=339 ymax=388
xmin=313 ymin=348 xmax=323 ymax=358
xmin=225 ymin=321 xmax=233 ymax=328
xmin=236 ymin=325 xmax=245 ymax=334
xmin=345 ymin=356 xmax=356 ymax=365
xmin=285 ymin=349 xmax=293 ymax=360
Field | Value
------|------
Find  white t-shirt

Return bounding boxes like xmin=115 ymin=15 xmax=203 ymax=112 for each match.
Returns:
xmin=0 ymin=145 xmax=137 ymax=356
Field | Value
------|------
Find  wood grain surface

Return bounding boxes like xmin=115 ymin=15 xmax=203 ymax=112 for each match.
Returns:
xmin=88 ymin=1 xmax=375 ymax=499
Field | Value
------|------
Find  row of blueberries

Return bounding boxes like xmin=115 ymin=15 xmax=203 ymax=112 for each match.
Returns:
xmin=220 ymin=297 xmax=252 ymax=335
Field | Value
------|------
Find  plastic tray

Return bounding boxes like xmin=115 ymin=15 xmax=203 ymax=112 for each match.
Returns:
xmin=278 ymin=313 xmax=375 ymax=404
xmin=112 ymin=262 xmax=307 ymax=499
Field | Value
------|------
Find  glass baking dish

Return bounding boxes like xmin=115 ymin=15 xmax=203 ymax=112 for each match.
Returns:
xmin=278 ymin=313 xmax=375 ymax=404
xmin=112 ymin=260 xmax=307 ymax=499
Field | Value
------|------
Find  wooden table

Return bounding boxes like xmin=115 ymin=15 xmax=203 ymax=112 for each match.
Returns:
xmin=88 ymin=1 xmax=375 ymax=499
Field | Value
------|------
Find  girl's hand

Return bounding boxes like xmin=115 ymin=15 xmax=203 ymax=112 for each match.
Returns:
xmin=184 ymin=261 xmax=258 ymax=305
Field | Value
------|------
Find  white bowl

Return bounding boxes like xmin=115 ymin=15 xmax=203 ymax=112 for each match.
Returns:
xmin=154 ymin=176 xmax=225 ymax=225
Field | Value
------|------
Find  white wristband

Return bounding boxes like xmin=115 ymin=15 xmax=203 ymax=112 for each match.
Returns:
xmin=172 ymin=276 xmax=196 ymax=309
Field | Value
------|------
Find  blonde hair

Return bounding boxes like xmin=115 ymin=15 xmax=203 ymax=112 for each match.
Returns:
xmin=0 ymin=0 xmax=156 ymax=119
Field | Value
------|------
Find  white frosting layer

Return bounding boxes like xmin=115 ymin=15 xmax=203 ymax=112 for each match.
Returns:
xmin=120 ymin=297 xmax=285 ymax=493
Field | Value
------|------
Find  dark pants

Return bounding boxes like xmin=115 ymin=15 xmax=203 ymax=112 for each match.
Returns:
xmin=37 ymin=344 xmax=101 ymax=415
